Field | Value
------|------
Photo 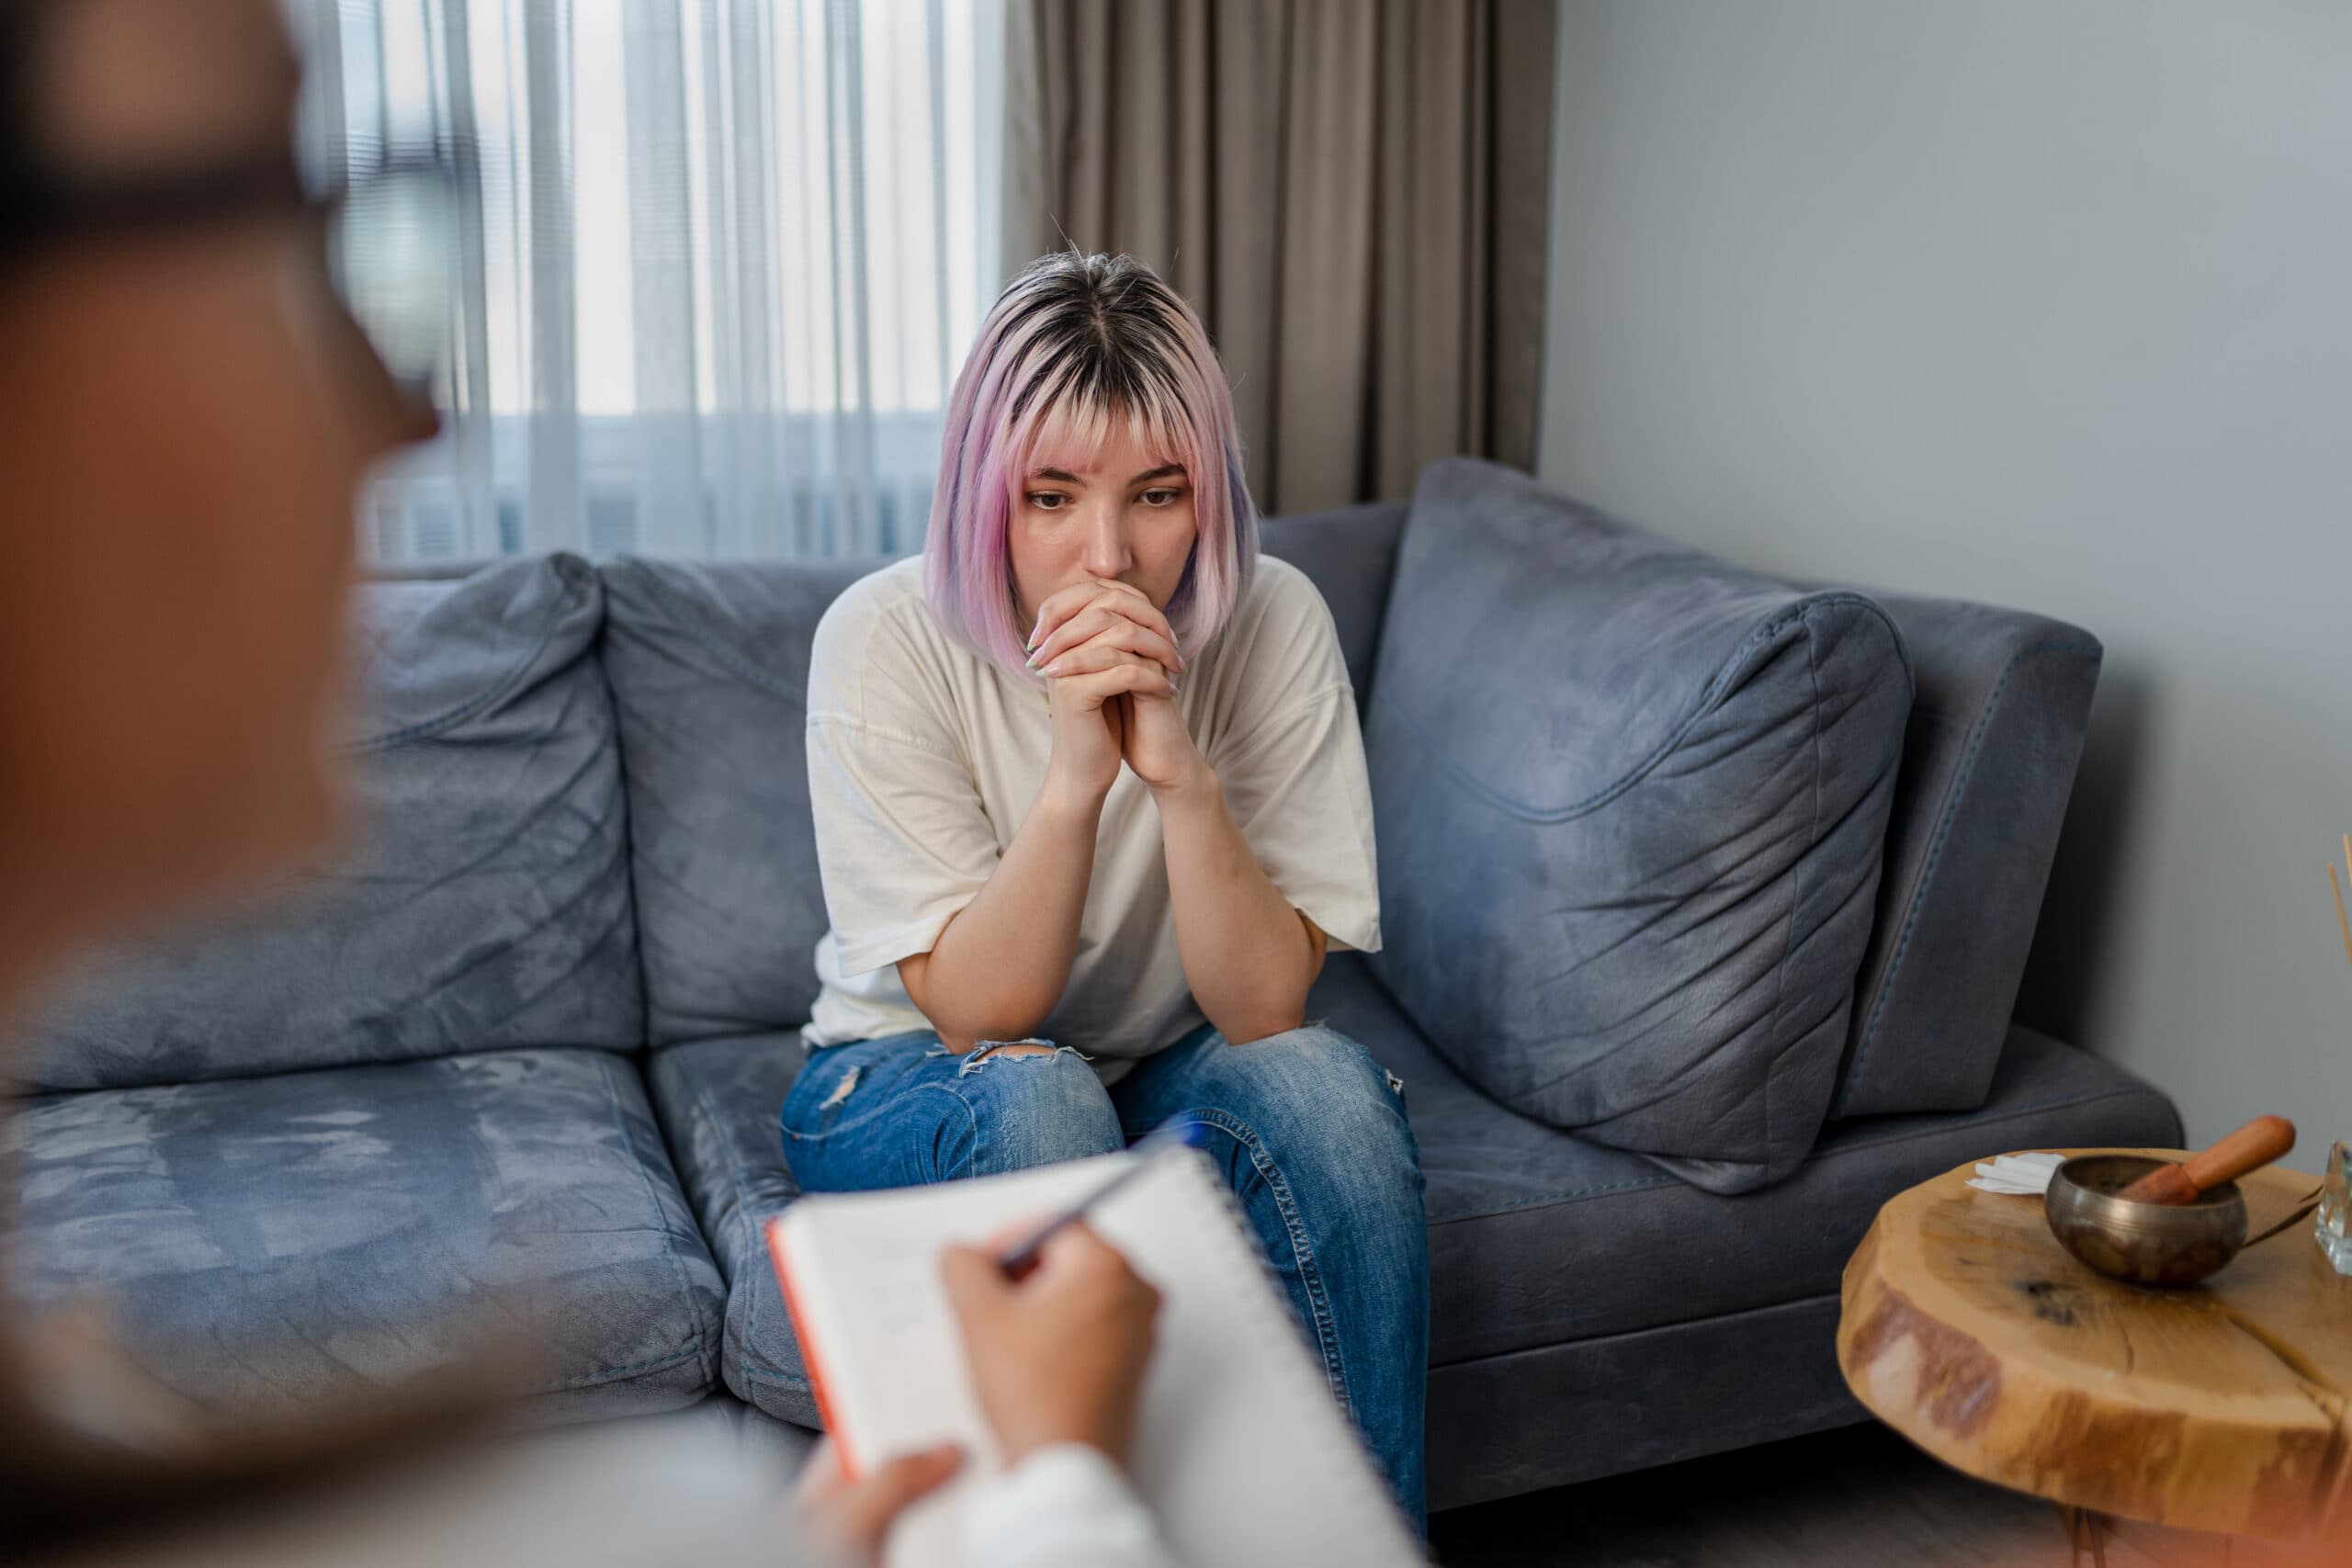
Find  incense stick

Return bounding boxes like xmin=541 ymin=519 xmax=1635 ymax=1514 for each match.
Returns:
xmin=2332 ymin=861 xmax=2352 ymax=975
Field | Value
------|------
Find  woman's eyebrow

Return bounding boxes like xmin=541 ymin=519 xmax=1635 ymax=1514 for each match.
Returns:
xmin=1032 ymin=468 xmax=1085 ymax=484
xmin=1129 ymin=464 xmax=1185 ymax=484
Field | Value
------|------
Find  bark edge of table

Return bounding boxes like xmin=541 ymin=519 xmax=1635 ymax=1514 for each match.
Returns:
xmin=1836 ymin=1150 xmax=2349 ymax=1540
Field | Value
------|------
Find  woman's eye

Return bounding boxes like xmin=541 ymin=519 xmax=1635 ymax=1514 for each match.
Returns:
xmin=1027 ymin=492 xmax=1069 ymax=511
xmin=1139 ymin=488 xmax=1183 ymax=507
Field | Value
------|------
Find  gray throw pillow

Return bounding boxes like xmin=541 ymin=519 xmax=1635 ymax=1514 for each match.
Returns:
xmin=1363 ymin=460 xmax=1912 ymax=1193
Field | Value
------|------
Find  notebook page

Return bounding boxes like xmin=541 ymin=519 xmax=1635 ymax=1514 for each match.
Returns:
xmin=777 ymin=1156 xmax=1137 ymax=1565
xmin=1087 ymin=1153 xmax=1425 ymax=1567
xmin=774 ymin=1150 xmax=1424 ymax=1568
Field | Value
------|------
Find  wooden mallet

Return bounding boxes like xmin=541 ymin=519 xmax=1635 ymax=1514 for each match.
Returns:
xmin=2116 ymin=1114 xmax=2297 ymax=1205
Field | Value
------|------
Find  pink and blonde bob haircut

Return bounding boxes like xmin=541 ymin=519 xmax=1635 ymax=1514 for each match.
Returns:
xmin=923 ymin=251 xmax=1259 ymax=674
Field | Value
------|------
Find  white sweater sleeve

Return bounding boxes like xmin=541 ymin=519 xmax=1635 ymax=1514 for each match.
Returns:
xmin=958 ymin=1445 xmax=1182 ymax=1568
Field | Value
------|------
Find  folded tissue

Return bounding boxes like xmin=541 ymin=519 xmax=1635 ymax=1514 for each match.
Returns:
xmin=1967 ymin=1151 xmax=2068 ymax=1195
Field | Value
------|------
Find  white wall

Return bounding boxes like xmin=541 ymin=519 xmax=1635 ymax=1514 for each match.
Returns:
xmin=1538 ymin=1 xmax=2352 ymax=1150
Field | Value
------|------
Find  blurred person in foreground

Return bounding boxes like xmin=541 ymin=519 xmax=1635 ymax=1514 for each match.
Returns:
xmin=0 ymin=2 xmax=1185 ymax=1563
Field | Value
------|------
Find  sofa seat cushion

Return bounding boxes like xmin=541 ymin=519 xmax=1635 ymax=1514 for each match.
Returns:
xmin=1365 ymin=459 xmax=1916 ymax=1194
xmin=645 ymin=1031 xmax=820 ymax=1426
xmin=1308 ymin=956 xmax=2181 ymax=1365
xmin=647 ymin=958 xmax=2180 ymax=1426
xmin=5 ymin=1047 xmax=723 ymax=1421
xmin=24 ymin=556 xmax=642 ymax=1091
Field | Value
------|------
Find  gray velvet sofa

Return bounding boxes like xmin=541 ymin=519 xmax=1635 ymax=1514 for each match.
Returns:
xmin=6 ymin=457 xmax=2178 ymax=1512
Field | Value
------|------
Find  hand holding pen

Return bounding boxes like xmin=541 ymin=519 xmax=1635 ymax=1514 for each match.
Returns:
xmin=934 ymin=1117 xmax=1201 ymax=1468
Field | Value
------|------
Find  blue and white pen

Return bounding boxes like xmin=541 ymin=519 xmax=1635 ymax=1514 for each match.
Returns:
xmin=995 ymin=1115 xmax=1205 ymax=1280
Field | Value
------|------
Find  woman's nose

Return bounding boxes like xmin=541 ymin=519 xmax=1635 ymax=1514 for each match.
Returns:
xmin=1079 ymin=504 xmax=1134 ymax=579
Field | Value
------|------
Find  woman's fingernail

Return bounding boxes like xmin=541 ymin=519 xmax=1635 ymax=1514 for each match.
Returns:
xmin=1044 ymin=660 xmax=1064 ymax=676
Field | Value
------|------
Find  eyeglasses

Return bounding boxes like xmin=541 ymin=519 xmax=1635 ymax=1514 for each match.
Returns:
xmin=3 ymin=141 xmax=464 ymax=409
xmin=324 ymin=150 xmax=462 ymax=405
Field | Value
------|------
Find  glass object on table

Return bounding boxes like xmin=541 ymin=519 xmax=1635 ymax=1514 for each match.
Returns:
xmin=2318 ymin=1139 xmax=2351 ymax=1274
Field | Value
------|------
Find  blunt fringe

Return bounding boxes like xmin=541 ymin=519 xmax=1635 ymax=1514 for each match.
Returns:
xmin=923 ymin=251 xmax=1258 ymax=674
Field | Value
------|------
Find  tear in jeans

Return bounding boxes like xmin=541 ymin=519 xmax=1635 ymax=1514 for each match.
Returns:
xmin=958 ymin=1037 xmax=1085 ymax=1077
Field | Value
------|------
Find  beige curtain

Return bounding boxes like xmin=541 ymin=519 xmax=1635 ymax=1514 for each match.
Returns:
xmin=1003 ymin=0 xmax=1556 ymax=514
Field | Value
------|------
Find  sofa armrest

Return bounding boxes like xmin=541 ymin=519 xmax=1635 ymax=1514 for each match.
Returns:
xmin=1830 ymin=592 xmax=2102 ymax=1119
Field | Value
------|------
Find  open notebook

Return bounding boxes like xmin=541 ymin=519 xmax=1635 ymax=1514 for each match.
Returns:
xmin=766 ymin=1149 xmax=1425 ymax=1568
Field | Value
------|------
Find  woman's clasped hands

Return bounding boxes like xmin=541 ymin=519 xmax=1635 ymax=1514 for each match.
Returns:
xmin=1025 ymin=578 xmax=1204 ymax=800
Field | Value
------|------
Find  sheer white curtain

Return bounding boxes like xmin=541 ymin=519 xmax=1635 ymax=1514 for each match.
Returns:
xmin=289 ymin=0 xmax=1004 ymax=564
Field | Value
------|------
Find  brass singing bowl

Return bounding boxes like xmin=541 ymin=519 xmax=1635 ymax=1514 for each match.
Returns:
xmin=2044 ymin=1154 xmax=2248 ymax=1286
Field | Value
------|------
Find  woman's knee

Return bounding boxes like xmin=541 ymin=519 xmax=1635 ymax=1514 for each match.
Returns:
xmin=782 ymin=1035 xmax=1121 ymax=1190
xmin=1202 ymin=1026 xmax=1419 ymax=1176
xmin=1232 ymin=1024 xmax=1405 ymax=1107
xmin=948 ymin=1043 xmax=1125 ymax=1178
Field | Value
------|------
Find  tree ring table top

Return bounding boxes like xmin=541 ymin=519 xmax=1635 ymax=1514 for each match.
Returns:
xmin=1837 ymin=1149 xmax=2350 ymax=1541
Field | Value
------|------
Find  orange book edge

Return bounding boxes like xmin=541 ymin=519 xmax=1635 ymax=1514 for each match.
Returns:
xmin=765 ymin=1213 xmax=862 ymax=1481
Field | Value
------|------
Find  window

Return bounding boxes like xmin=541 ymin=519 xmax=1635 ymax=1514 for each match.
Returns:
xmin=290 ymin=0 xmax=1004 ymax=563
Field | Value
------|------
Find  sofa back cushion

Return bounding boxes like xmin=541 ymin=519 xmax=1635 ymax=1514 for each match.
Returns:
xmin=23 ymin=555 xmax=641 ymax=1091
xmin=600 ymin=558 xmax=872 ymax=1045
xmin=1828 ymin=593 xmax=2101 ymax=1119
xmin=1363 ymin=460 xmax=1912 ymax=1193
xmin=1258 ymin=502 xmax=1408 ymax=710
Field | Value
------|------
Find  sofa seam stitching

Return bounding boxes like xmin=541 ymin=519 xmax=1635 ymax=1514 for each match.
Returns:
xmin=345 ymin=559 xmax=591 ymax=752
xmin=1817 ymin=1085 xmax=2169 ymax=1159
xmin=616 ymin=560 xmax=811 ymax=708
xmin=684 ymin=1053 xmax=779 ymax=1402
xmin=1837 ymin=639 xmax=2104 ymax=1112
xmin=1760 ymin=605 xmax=1827 ymax=1174
xmin=1369 ymin=591 xmax=1904 ymax=824
xmin=1428 ymin=1084 xmax=2170 ymax=1224
xmin=592 ymin=593 xmax=656 ymax=1048
xmin=596 ymin=1050 xmax=719 ymax=1392
xmin=534 ymin=1341 xmax=707 ymax=1393
xmin=1429 ymin=1289 xmax=1848 ymax=1371
xmin=742 ymin=1363 xmax=813 ymax=1388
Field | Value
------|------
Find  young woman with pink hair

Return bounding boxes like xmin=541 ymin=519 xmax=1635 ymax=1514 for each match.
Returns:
xmin=784 ymin=250 xmax=1429 ymax=1529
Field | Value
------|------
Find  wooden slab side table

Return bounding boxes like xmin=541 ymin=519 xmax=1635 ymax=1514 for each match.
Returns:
xmin=1838 ymin=1149 xmax=2350 ymax=1555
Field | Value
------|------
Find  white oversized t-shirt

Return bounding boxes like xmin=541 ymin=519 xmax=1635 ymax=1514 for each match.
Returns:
xmin=800 ymin=553 xmax=1381 ymax=1072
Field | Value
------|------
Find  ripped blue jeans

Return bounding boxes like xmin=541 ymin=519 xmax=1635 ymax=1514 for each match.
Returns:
xmin=778 ymin=1021 xmax=1430 ymax=1531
